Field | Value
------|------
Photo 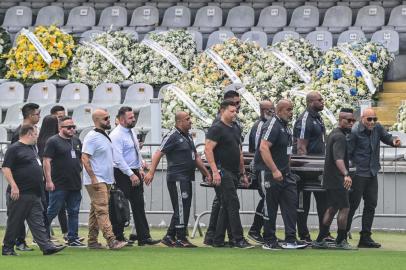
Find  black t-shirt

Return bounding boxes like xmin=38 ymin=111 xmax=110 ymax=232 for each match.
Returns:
xmin=254 ymin=116 xmax=292 ymax=174
xmin=293 ymin=109 xmax=325 ymax=155
xmin=2 ymin=142 xmax=43 ymax=196
xmin=206 ymin=121 xmax=241 ymax=174
xmin=160 ymin=128 xmax=197 ymax=182
xmin=323 ymin=127 xmax=349 ymax=189
xmin=43 ymin=135 xmax=83 ymax=190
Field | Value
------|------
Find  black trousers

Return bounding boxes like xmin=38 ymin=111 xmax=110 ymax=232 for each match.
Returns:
xmin=112 ymin=168 xmax=151 ymax=241
xmin=213 ymin=169 xmax=244 ymax=245
xmin=166 ymin=180 xmax=192 ymax=240
xmin=260 ymin=171 xmax=298 ymax=243
xmin=3 ymin=193 xmax=54 ymax=251
xmin=206 ymin=195 xmax=232 ymax=241
xmin=346 ymin=175 xmax=378 ymax=233
xmin=249 ymin=184 xmax=264 ymax=234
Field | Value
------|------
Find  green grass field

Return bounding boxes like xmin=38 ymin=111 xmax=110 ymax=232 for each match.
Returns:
xmin=1 ymin=227 xmax=406 ymax=270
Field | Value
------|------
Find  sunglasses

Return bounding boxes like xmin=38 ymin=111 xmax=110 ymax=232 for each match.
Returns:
xmin=366 ymin=117 xmax=378 ymax=122
xmin=61 ymin=125 xmax=76 ymax=130
xmin=103 ymin=116 xmax=110 ymax=121
xmin=345 ymin=118 xmax=356 ymax=123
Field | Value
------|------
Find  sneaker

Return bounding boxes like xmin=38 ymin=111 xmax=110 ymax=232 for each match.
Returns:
xmin=248 ymin=231 xmax=265 ymax=244
xmin=299 ymin=234 xmax=312 ymax=244
xmin=175 ymin=239 xmax=197 ymax=248
xmin=234 ymin=238 xmax=254 ymax=249
xmin=129 ymin=234 xmax=138 ymax=242
xmin=108 ymin=240 xmax=127 ymax=250
xmin=262 ymin=240 xmax=282 ymax=250
xmin=2 ymin=247 xmax=19 ymax=256
xmin=16 ymin=242 xmax=34 ymax=251
xmin=88 ymin=242 xmax=105 ymax=250
xmin=138 ymin=238 xmax=160 ymax=246
xmin=78 ymin=237 xmax=85 ymax=242
xmin=335 ymin=240 xmax=358 ymax=250
xmin=324 ymin=234 xmax=336 ymax=242
xmin=312 ymin=240 xmax=330 ymax=249
xmin=68 ymin=239 xmax=87 ymax=248
xmin=281 ymin=241 xmax=308 ymax=249
xmin=161 ymin=235 xmax=176 ymax=247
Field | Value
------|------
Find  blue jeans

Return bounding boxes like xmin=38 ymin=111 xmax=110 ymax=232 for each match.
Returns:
xmin=47 ymin=189 xmax=82 ymax=242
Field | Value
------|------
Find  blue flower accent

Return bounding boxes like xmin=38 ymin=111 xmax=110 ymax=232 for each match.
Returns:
xmin=332 ymin=69 xmax=342 ymax=80
xmin=350 ymin=88 xmax=358 ymax=96
xmin=334 ymin=58 xmax=342 ymax=65
xmin=317 ymin=70 xmax=324 ymax=78
xmin=369 ymin=54 xmax=378 ymax=62
xmin=354 ymin=69 xmax=362 ymax=78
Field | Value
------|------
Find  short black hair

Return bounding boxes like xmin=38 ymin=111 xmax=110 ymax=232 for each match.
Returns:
xmin=117 ymin=106 xmax=133 ymax=118
xmin=50 ymin=105 xmax=65 ymax=115
xmin=220 ymin=99 xmax=236 ymax=111
xmin=58 ymin=116 xmax=72 ymax=123
xmin=19 ymin=124 xmax=35 ymax=137
xmin=22 ymin=103 xmax=39 ymax=119
xmin=223 ymin=90 xmax=239 ymax=100
xmin=340 ymin=108 xmax=354 ymax=113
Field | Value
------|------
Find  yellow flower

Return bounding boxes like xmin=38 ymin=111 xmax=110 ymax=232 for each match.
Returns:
xmin=50 ymin=59 xmax=61 ymax=70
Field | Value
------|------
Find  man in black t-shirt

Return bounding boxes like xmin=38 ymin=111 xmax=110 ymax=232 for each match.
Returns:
xmin=255 ymin=99 xmax=307 ymax=250
xmin=314 ymin=108 xmax=357 ymax=250
xmin=43 ymin=116 xmax=84 ymax=247
xmin=2 ymin=125 xmax=65 ymax=256
xmin=145 ymin=112 xmax=211 ymax=248
xmin=205 ymin=100 xmax=253 ymax=249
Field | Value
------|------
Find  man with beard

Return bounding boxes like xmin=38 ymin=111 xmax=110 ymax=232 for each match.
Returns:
xmin=81 ymin=109 xmax=128 ymax=250
xmin=313 ymin=108 xmax=357 ymax=250
xmin=293 ymin=91 xmax=332 ymax=243
xmin=43 ymin=116 xmax=84 ymax=247
xmin=109 ymin=106 xmax=159 ymax=246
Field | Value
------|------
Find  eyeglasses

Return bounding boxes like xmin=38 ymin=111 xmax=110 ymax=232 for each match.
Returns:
xmin=366 ymin=117 xmax=378 ymax=122
xmin=61 ymin=125 xmax=76 ymax=130
xmin=103 ymin=116 xmax=110 ymax=121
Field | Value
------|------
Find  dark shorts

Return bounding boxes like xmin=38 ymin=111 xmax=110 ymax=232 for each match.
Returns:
xmin=326 ymin=188 xmax=350 ymax=209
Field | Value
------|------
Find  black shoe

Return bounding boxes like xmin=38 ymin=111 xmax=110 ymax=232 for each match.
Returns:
xmin=234 ymin=238 xmax=254 ymax=249
xmin=16 ymin=242 xmax=34 ymax=251
xmin=43 ymin=245 xmax=66 ymax=255
xmin=138 ymin=238 xmax=160 ymax=246
xmin=129 ymin=234 xmax=138 ymax=242
xmin=161 ymin=236 xmax=176 ymax=247
xmin=299 ymin=234 xmax=312 ymax=244
xmin=248 ymin=231 xmax=265 ymax=244
xmin=175 ymin=239 xmax=197 ymax=248
xmin=262 ymin=240 xmax=282 ymax=250
xmin=2 ymin=247 xmax=19 ymax=256
xmin=212 ymin=242 xmax=226 ymax=248
xmin=203 ymin=237 xmax=213 ymax=246
xmin=358 ymin=232 xmax=381 ymax=248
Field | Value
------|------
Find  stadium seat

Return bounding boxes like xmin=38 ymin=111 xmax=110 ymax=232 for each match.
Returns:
xmin=371 ymin=29 xmax=400 ymax=55
xmin=92 ymin=6 xmax=127 ymax=31
xmin=206 ymin=30 xmax=235 ymax=48
xmin=0 ymin=82 xmax=25 ymax=110
xmin=252 ymin=6 xmax=287 ymax=34
xmin=91 ymin=83 xmax=121 ymax=108
xmin=190 ymin=128 xmax=205 ymax=153
xmin=38 ymin=103 xmax=67 ymax=127
xmin=72 ymin=103 xmax=99 ymax=131
xmin=159 ymin=6 xmax=191 ymax=29
xmin=35 ymin=5 xmax=64 ymax=27
xmin=124 ymin=83 xmax=154 ymax=108
xmin=338 ymin=1 xmax=369 ymax=9
xmin=387 ymin=5 xmax=406 ymax=31
xmin=241 ymin=30 xmax=268 ymax=48
xmin=0 ymin=126 xmax=7 ymax=142
xmin=272 ymin=30 xmax=300 ymax=45
xmin=123 ymin=5 xmax=159 ymax=34
xmin=306 ymin=30 xmax=333 ymax=51
xmin=187 ymin=30 xmax=203 ymax=52
xmin=286 ymin=5 xmax=320 ymax=34
xmin=134 ymin=105 xmax=152 ymax=133
xmin=59 ymin=83 xmax=90 ymax=111
xmin=120 ymin=29 xmax=139 ymax=41
xmin=189 ymin=6 xmax=223 ymax=34
xmin=2 ymin=6 xmax=32 ymax=34
xmin=337 ymin=29 xmax=366 ymax=44
xmin=79 ymin=126 xmax=94 ymax=143
xmin=80 ymin=29 xmax=104 ymax=42
xmin=222 ymin=6 xmax=255 ymax=34
xmin=27 ymin=82 xmax=57 ymax=107
xmin=319 ymin=6 xmax=352 ymax=34
xmin=0 ymin=103 xmax=25 ymax=131
xmin=62 ymin=6 xmax=96 ymax=34
xmin=353 ymin=5 xmax=385 ymax=34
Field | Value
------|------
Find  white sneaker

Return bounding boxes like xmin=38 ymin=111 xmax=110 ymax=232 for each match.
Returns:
xmin=281 ymin=241 xmax=308 ymax=249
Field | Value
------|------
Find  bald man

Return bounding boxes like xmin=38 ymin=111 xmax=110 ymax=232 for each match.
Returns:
xmin=144 ymin=111 xmax=211 ymax=247
xmin=347 ymin=108 xmax=401 ymax=248
xmin=81 ymin=109 xmax=128 ymax=250
xmin=255 ymin=99 xmax=307 ymax=250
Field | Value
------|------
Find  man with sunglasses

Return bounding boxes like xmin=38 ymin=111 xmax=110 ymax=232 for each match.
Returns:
xmin=346 ymin=108 xmax=401 ymax=248
xmin=43 ymin=116 xmax=84 ymax=247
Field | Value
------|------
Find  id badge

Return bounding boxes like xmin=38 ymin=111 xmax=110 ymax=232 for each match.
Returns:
xmin=191 ymin=151 xmax=195 ymax=160
xmin=36 ymin=158 xmax=42 ymax=166
xmin=71 ymin=150 xmax=77 ymax=159
xmin=287 ymin=146 xmax=292 ymax=155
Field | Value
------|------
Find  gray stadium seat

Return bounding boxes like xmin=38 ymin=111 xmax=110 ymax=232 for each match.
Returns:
xmin=133 ymin=105 xmax=151 ymax=133
xmin=123 ymin=83 xmax=154 ymax=108
xmin=241 ymin=31 xmax=268 ymax=48
xmin=187 ymin=30 xmax=203 ymax=52
xmin=92 ymin=6 xmax=127 ymax=31
xmin=287 ymin=5 xmax=320 ymax=34
xmin=27 ymin=82 xmax=57 ymax=107
xmin=354 ymin=5 xmax=385 ymax=33
xmin=0 ymin=82 xmax=25 ymax=110
xmin=0 ymin=126 xmax=7 ymax=142
xmin=0 ymin=103 xmax=25 ymax=130
xmin=160 ymin=6 xmax=191 ymax=29
xmin=189 ymin=6 xmax=222 ymax=34
xmin=72 ymin=104 xmax=99 ymax=131
xmin=206 ymin=30 xmax=235 ymax=48
xmin=222 ymin=6 xmax=255 ymax=34
xmin=62 ymin=6 xmax=96 ymax=34
xmin=79 ymin=29 xmax=104 ymax=42
xmin=123 ymin=6 xmax=159 ymax=34
xmin=2 ymin=6 xmax=32 ymax=34
xmin=306 ymin=30 xmax=333 ymax=52
xmin=59 ymin=83 xmax=89 ymax=111
xmin=79 ymin=126 xmax=94 ymax=143
xmin=337 ymin=1 xmax=369 ymax=9
xmin=91 ymin=83 xmax=121 ymax=108
xmin=371 ymin=30 xmax=400 ymax=55
xmin=320 ymin=6 xmax=352 ymax=34
xmin=387 ymin=5 xmax=406 ymax=31
xmin=35 ymin=6 xmax=64 ymax=27
xmin=272 ymin=30 xmax=300 ymax=45
xmin=252 ymin=6 xmax=287 ymax=34
xmin=337 ymin=29 xmax=366 ymax=44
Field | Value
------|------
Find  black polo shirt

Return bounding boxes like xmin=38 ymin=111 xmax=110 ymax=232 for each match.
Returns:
xmin=254 ymin=116 xmax=292 ymax=174
xmin=248 ymin=119 xmax=266 ymax=153
xmin=293 ymin=108 xmax=325 ymax=155
xmin=323 ymin=127 xmax=349 ymax=189
xmin=160 ymin=128 xmax=197 ymax=182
